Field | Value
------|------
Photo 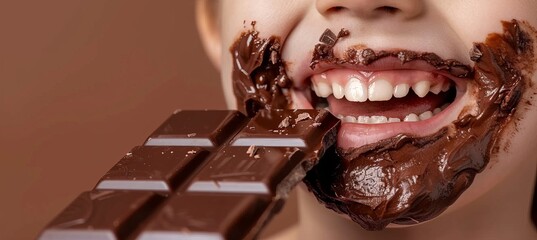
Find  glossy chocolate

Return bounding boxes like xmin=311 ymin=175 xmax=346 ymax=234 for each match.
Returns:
xmin=230 ymin=23 xmax=292 ymax=117
xmin=40 ymin=191 xmax=163 ymax=240
xmin=304 ymin=20 xmax=536 ymax=230
xmin=187 ymin=146 xmax=305 ymax=195
xmin=138 ymin=194 xmax=271 ymax=240
xmin=232 ymin=109 xmax=337 ymax=149
xmin=39 ymin=109 xmax=340 ymax=239
xmin=145 ymin=110 xmax=247 ymax=147
xmin=96 ymin=146 xmax=208 ymax=191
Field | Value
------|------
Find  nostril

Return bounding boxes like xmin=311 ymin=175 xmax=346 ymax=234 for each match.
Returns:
xmin=376 ymin=6 xmax=399 ymax=15
xmin=333 ymin=6 xmax=345 ymax=11
xmin=325 ymin=6 xmax=347 ymax=14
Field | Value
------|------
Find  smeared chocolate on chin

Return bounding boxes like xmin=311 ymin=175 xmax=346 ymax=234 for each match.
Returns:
xmin=229 ymin=20 xmax=536 ymax=230
xmin=304 ymin=20 xmax=536 ymax=230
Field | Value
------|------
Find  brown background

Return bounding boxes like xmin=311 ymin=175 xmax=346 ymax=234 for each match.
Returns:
xmin=0 ymin=1 xmax=242 ymax=239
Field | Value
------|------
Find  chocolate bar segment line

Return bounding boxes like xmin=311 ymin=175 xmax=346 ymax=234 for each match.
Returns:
xmin=188 ymin=181 xmax=270 ymax=194
xmin=232 ymin=138 xmax=307 ymax=147
xmin=138 ymin=231 xmax=222 ymax=240
xmin=96 ymin=180 xmax=170 ymax=191
xmin=40 ymin=230 xmax=115 ymax=240
xmin=146 ymin=137 xmax=215 ymax=147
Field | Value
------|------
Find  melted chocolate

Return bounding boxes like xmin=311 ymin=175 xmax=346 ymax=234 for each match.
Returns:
xmin=304 ymin=20 xmax=535 ymax=230
xmin=229 ymin=19 xmax=536 ymax=230
xmin=230 ymin=23 xmax=292 ymax=117
xmin=310 ymin=29 xmax=473 ymax=78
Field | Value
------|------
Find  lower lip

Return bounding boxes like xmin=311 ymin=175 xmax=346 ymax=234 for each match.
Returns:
xmin=291 ymin=87 xmax=469 ymax=150
xmin=337 ymin=108 xmax=451 ymax=149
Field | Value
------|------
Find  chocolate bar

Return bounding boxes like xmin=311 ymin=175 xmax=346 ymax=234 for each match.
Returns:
xmin=39 ymin=109 xmax=339 ymax=240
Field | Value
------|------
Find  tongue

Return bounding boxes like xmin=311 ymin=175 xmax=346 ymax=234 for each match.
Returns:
xmin=328 ymin=91 xmax=448 ymax=119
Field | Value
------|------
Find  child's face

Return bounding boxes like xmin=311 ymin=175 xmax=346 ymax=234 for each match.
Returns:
xmin=198 ymin=0 xmax=537 ymax=229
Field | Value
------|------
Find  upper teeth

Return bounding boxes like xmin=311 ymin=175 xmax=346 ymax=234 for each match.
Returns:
xmin=312 ymin=78 xmax=451 ymax=101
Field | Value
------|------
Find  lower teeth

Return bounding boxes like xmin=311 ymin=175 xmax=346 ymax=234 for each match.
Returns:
xmin=336 ymin=105 xmax=448 ymax=124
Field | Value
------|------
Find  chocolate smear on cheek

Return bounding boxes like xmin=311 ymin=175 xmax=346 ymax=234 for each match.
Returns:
xmin=303 ymin=20 xmax=535 ymax=230
xmin=230 ymin=22 xmax=292 ymax=117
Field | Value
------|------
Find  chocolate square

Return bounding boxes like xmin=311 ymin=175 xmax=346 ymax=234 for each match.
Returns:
xmin=95 ymin=146 xmax=208 ymax=191
xmin=145 ymin=110 xmax=246 ymax=147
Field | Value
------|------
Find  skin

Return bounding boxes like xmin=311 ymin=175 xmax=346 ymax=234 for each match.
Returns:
xmin=196 ymin=1 xmax=537 ymax=239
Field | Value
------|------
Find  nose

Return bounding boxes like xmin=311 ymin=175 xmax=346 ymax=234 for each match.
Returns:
xmin=316 ymin=0 xmax=424 ymax=20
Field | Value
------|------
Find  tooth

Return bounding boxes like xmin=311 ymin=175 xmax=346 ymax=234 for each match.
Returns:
xmin=345 ymin=77 xmax=368 ymax=102
xmin=429 ymin=83 xmax=443 ymax=94
xmin=370 ymin=116 xmax=388 ymax=124
xmin=393 ymin=83 xmax=410 ymax=98
xmin=344 ymin=115 xmax=357 ymax=123
xmin=413 ymin=81 xmax=431 ymax=98
xmin=433 ymin=108 xmax=442 ymax=115
xmin=441 ymin=81 xmax=451 ymax=92
xmin=403 ymin=113 xmax=419 ymax=122
xmin=317 ymin=82 xmax=332 ymax=97
xmin=419 ymin=111 xmax=433 ymax=120
xmin=337 ymin=114 xmax=344 ymax=119
xmin=357 ymin=116 xmax=370 ymax=124
xmin=332 ymin=82 xmax=345 ymax=99
xmin=368 ymin=79 xmax=393 ymax=101
xmin=388 ymin=117 xmax=401 ymax=123
xmin=312 ymin=83 xmax=319 ymax=94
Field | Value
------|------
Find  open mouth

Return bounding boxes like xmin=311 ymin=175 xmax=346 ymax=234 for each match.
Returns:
xmin=230 ymin=20 xmax=533 ymax=231
xmin=291 ymin=58 xmax=471 ymax=149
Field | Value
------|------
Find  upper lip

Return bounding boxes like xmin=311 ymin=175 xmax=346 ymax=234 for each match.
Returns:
xmin=294 ymin=49 xmax=473 ymax=89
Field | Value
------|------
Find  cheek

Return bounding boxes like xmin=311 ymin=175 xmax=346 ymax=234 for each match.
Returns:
xmin=446 ymin=71 xmax=537 ymax=213
xmin=441 ymin=0 xmax=537 ymax=45
xmin=220 ymin=1 xmax=309 ymax=46
xmin=219 ymin=1 xmax=311 ymax=108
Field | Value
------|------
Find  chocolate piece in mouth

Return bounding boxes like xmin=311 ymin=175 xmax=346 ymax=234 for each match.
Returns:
xmin=39 ymin=109 xmax=340 ymax=239
xmin=304 ymin=19 xmax=536 ymax=230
